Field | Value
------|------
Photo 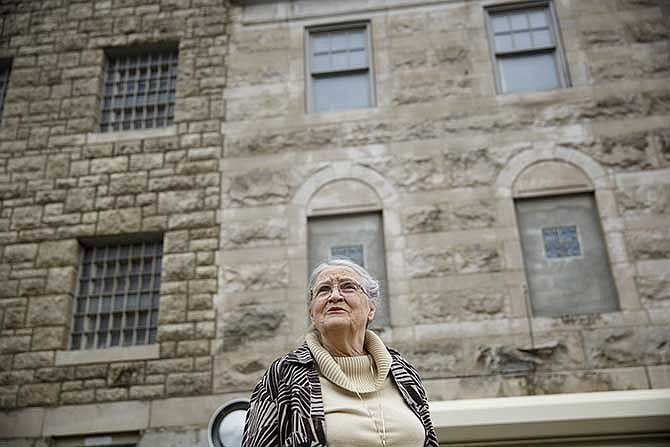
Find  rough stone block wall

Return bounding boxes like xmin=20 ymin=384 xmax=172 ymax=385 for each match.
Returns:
xmin=217 ymin=0 xmax=670 ymax=399
xmin=0 ymin=0 xmax=229 ymax=410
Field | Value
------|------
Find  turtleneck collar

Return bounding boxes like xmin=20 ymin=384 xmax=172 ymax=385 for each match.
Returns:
xmin=305 ymin=329 xmax=392 ymax=393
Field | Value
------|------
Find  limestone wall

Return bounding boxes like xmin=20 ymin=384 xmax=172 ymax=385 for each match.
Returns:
xmin=0 ymin=0 xmax=669 ymax=443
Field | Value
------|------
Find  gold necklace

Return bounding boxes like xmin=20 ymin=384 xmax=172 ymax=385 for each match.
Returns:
xmin=351 ymin=364 xmax=387 ymax=447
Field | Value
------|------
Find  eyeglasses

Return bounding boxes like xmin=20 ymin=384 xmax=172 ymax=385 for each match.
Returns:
xmin=312 ymin=279 xmax=367 ymax=301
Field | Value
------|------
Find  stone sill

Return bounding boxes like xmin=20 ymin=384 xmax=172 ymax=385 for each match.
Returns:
xmin=55 ymin=344 xmax=160 ymax=366
xmin=86 ymin=125 xmax=177 ymax=144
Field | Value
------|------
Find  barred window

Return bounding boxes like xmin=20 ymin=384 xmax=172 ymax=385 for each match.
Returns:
xmin=0 ymin=60 xmax=11 ymax=122
xmin=70 ymin=238 xmax=163 ymax=350
xmin=307 ymin=24 xmax=375 ymax=113
xmin=100 ymin=47 xmax=178 ymax=132
xmin=486 ymin=2 xmax=569 ymax=94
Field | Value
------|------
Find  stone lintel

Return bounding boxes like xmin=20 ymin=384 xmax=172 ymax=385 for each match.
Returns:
xmin=43 ymin=401 xmax=150 ymax=437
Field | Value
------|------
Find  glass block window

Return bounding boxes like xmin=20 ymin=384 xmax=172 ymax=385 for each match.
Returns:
xmin=308 ymin=24 xmax=374 ymax=112
xmin=542 ymin=225 xmax=581 ymax=258
xmin=486 ymin=2 xmax=569 ymax=93
xmin=100 ymin=48 xmax=178 ymax=132
xmin=0 ymin=61 xmax=10 ymax=122
xmin=70 ymin=238 xmax=162 ymax=350
xmin=331 ymin=244 xmax=365 ymax=267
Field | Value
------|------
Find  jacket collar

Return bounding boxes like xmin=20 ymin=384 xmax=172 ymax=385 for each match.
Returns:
xmin=285 ymin=341 xmax=315 ymax=365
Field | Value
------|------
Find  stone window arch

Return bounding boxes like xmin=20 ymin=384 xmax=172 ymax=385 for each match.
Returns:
xmin=496 ymin=148 xmax=640 ymax=318
xmin=289 ymin=161 xmax=409 ymax=330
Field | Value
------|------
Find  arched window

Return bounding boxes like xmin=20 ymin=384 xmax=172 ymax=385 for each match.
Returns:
xmin=512 ymin=161 xmax=618 ymax=316
xmin=306 ymin=179 xmax=389 ymax=327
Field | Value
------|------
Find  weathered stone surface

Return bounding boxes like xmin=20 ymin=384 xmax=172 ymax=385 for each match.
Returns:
xmin=109 ymin=172 xmax=147 ymax=195
xmin=366 ymin=155 xmax=448 ymax=191
xmin=45 ymin=267 xmax=76 ymax=294
xmin=447 ymin=148 xmax=500 ymax=187
xmin=225 ymin=125 xmax=338 ymax=157
xmin=36 ymin=240 xmax=78 ymax=268
xmin=74 ymin=365 xmax=107 ymax=380
xmin=61 ymin=389 xmax=96 ymax=405
xmin=406 ymin=245 xmax=502 ymax=278
xmin=654 ymin=128 xmax=670 ymax=164
xmin=628 ymin=229 xmax=670 ymax=260
xmin=147 ymin=358 xmax=193 ymax=375
xmin=166 ymin=372 xmax=210 ymax=396
xmin=404 ymin=201 xmax=496 ymax=234
xmin=0 ymin=336 xmax=31 ymax=354
xmin=129 ymin=384 xmax=164 ymax=400
xmin=221 ymin=219 xmax=287 ymax=248
xmin=411 ymin=289 xmax=509 ymax=324
xmin=32 ymin=326 xmax=66 ymax=350
xmin=625 ymin=19 xmax=668 ymax=43
xmin=227 ymin=169 xmax=290 ymax=206
xmin=528 ymin=368 xmax=648 ymax=395
xmin=222 ymin=262 xmax=288 ymax=292
xmin=64 ymin=187 xmax=96 ymax=212
xmin=17 ymin=383 xmax=59 ymax=406
xmin=97 ymin=208 xmax=142 ymax=233
xmin=158 ymin=190 xmax=205 ymax=214
xmin=26 ymin=295 xmax=69 ymax=326
xmin=222 ymin=306 xmax=285 ymax=348
xmin=214 ymin=352 xmax=268 ymax=390
xmin=13 ymin=351 xmax=54 ymax=369
xmin=108 ymin=362 xmax=145 ymax=387
xmin=162 ymin=253 xmax=196 ymax=280
xmin=584 ymin=327 xmax=670 ymax=368
xmin=594 ymin=132 xmax=652 ymax=170
xmin=90 ymin=156 xmax=128 ymax=174
xmin=637 ymin=275 xmax=670 ymax=304
xmin=618 ymin=184 xmax=670 ymax=215
xmin=3 ymin=243 xmax=38 ymax=263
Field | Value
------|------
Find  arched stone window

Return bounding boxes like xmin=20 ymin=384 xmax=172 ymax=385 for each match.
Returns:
xmin=497 ymin=148 xmax=640 ymax=318
xmin=290 ymin=162 xmax=407 ymax=330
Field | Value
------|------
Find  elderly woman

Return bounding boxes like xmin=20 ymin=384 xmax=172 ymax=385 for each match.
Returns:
xmin=242 ymin=259 xmax=438 ymax=447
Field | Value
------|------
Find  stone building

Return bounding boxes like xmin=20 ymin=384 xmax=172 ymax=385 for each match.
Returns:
xmin=0 ymin=0 xmax=669 ymax=446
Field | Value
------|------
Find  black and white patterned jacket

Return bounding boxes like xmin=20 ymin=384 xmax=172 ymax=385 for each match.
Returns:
xmin=242 ymin=342 xmax=439 ymax=447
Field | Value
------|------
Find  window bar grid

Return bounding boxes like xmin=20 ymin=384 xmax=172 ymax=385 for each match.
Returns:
xmin=100 ymin=50 xmax=177 ymax=133
xmin=492 ymin=9 xmax=555 ymax=55
xmin=0 ymin=64 xmax=10 ymax=122
xmin=70 ymin=240 xmax=162 ymax=350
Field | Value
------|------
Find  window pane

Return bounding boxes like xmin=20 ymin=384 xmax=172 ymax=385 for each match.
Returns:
xmin=498 ymin=52 xmax=560 ymax=93
xmin=491 ymin=15 xmax=509 ymax=33
xmin=313 ymin=71 xmax=370 ymax=113
xmin=510 ymin=12 xmax=529 ymax=31
xmin=528 ymin=9 xmax=548 ymax=28
xmin=331 ymin=31 xmax=348 ymax=51
xmin=348 ymin=29 xmax=366 ymax=49
xmin=312 ymin=54 xmax=331 ymax=72
xmin=513 ymin=31 xmax=533 ymax=50
xmin=312 ymin=34 xmax=330 ymax=53
xmin=532 ymin=29 xmax=553 ymax=47
xmin=349 ymin=49 xmax=368 ymax=68
xmin=69 ymin=239 xmax=163 ymax=350
xmin=495 ymin=34 xmax=514 ymax=53
xmin=331 ymin=51 xmax=349 ymax=70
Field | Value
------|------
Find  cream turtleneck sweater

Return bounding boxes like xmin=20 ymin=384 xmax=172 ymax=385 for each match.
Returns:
xmin=306 ymin=331 xmax=425 ymax=447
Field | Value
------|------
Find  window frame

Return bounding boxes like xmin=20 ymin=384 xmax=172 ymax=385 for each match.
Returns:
xmin=484 ymin=0 xmax=570 ymax=94
xmin=0 ymin=59 xmax=12 ymax=124
xmin=304 ymin=21 xmax=376 ymax=114
xmin=68 ymin=233 xmax=163 ymax=351
xmin=99 ymin=43 xmax=179 ymax=133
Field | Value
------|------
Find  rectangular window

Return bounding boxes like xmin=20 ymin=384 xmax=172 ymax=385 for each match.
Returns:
xmin=100 ymin=46 xmax=178 ymax=132
xmin=486 ymin=2 xmax=569 ymax=94
xmin=69 ymin=236 xmax=163 ymax=350
xmin=308 ymin=212 xmax=389 ymax=327
xmin=0 ymin=60 xmax=11 ymax=122
xmin=307 ymin=23 xmax=374 ymax=113
xmin=516 ymin=194 xmax=618 ymax=317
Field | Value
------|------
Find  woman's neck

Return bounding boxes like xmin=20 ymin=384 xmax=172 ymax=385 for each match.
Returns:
xmin=320 ymin=327 xmax=366 ymax=357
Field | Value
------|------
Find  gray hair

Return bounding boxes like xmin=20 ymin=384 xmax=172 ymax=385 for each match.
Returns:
xmin=307 ymin=258 xmax=381 ymax=309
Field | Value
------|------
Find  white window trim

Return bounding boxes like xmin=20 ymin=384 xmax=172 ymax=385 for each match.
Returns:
xmin=304 ymin=21 xmax=376 ymax=114
xmin=484 ymin=0 xmax=571 ymax=94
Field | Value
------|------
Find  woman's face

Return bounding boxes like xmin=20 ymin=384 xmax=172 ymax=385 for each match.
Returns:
xmin=309 ymin=265 xmax=375 ymax=335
